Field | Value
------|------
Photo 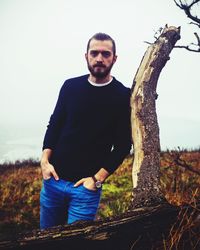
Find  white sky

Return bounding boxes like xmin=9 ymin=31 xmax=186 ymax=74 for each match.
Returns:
xmin=0 ymin=0 xmax=200 ymax=154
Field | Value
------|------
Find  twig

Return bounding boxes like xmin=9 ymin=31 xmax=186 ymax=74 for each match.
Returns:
xmin=164 ymin=151 xmax=200 ymax=175
xmin=174 ymin=0 xmax=200 ymax=52
xmin=174 ymin=44 xmax=200 ymax=52
xmin=173 ymin=156 xmax=200 ymax=176
xmin=174 ymin=0 xmax=200 ymax=24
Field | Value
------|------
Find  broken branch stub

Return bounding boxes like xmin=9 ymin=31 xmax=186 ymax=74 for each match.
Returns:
xmin=130 ymin=25 xmax=181 ymax=208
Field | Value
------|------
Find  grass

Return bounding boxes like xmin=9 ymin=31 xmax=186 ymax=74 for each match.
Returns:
xmin=163 ymin=204 xmax=200 ymax=250
xmin=0 ymin=149 xmax=199 ymax=248
xmin=97 ymin=156 xmax=133 ymax=219
xmin=160 ymin=149 xmax=200 ymax=206
xmin=0 ymin=166 xmax=42 ymax=238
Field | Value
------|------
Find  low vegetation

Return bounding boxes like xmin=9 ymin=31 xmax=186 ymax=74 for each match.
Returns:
xmin=0 ymin=149 xmax=199 ymax=249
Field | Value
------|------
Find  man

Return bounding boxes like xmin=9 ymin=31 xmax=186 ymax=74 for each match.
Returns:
xmin=40 ymin=33 xmax=132 ymax=229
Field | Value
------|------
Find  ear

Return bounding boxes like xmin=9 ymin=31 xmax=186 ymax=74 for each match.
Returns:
xmin=113 ymin=55 xmax=117 ymax=64
xmin=85 ymin=53 xmax=88 ymax=61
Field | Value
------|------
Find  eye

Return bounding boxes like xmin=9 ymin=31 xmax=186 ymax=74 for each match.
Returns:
xmin=101 ymin=51 xmax=111 ymax=58
xmin=90 ymin=51 xmax=99 ymax=57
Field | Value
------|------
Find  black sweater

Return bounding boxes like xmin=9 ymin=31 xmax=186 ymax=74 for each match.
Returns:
xmin=43 ymin=74 xmax=132 ymax=181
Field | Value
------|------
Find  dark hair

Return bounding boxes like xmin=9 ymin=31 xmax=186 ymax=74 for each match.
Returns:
xmin=86 ymin=33 xmax=116 ymax=55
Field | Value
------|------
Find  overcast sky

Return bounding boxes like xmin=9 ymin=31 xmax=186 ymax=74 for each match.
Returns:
xmin=0 ymin=0 xmax=200 ymax=162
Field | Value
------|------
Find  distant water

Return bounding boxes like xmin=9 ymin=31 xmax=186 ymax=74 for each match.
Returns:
xmin=0 ymin=123 xmax=45 ymax=164
xmin=1 ymin=117 xmax=200 ymax=164
xmin=0 ymin=137 xmax=42 ymax=164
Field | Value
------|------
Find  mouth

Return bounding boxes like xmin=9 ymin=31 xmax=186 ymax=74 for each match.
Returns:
xmin=94 ymin=64 xmax=105 ymax=68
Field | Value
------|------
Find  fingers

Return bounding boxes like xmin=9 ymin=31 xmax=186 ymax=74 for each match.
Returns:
xmin=48 ymin=164 xmax=59 ymax=180
xmin=51 ymin=168 xmax=59 ymax=180
xmin=41 ymin=167 xmax=51 ymax=180
xmin=74 ymin=178 xmax=85 ymax=187
xmin=41 ymin=162 xmax=59 ymax=181
xmin=74 ymin=177 xmax=97 ymax=191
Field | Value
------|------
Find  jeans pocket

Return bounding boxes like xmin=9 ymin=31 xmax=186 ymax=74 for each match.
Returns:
xmin=43 ymin=176 xmax=52 ymax=182
xmin=82 ymin=184 xmax=100 ymax=193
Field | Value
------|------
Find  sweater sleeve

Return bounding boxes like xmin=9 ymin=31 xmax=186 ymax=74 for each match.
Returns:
xmin=103 ymin=89 xmax=132 ymax=173
xmin=42 ymin=82 xmax=68 ymax=150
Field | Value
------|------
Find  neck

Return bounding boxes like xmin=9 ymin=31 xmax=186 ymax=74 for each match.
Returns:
xmin=88 ymin=74 xmax=112 ymax=84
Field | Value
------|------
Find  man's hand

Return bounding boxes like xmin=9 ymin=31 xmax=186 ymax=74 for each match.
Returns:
xmin=41 ymin=160 xmax=59 ymax=180
xmin=74 ymin=168 xmax=109 ymax=190
xmin=40 ymin=148 xmax=59 ymax=180
xmin=74 ymin=177 xmax=96 ymax=191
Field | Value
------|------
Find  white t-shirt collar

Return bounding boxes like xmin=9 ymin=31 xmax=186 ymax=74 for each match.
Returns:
xmin=88 ymin=77 xmax=113 ymax=87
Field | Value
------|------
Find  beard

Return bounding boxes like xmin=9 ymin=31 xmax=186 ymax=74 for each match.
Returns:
xmin=87 ymin=61 xmax=114 ymax=79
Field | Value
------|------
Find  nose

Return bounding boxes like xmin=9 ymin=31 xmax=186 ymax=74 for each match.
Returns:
xmin=96 ymin=52 xmax=103 ymax=62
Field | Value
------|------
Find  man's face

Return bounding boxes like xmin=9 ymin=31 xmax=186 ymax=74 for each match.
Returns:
xmin=85 ymin=39 xmax=117 ymax=79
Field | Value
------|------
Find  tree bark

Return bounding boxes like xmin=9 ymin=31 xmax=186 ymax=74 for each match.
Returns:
xmin=1 ymin=203 xmax=199 ymax=250
xmin=130 ymin=25 xmax=181 ymax=208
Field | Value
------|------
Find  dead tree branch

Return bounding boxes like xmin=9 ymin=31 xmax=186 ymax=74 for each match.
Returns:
xmin=168 ymin=151 xmax=200 ymax=176
xmin=174 ymin=0 xmax=200 ymax=25
xmin=175 ymin=31 xmax=200 ymax=52
xmin=1 ymin=203 xmax=199 ymax=250
xmin=174 ymin=0 xmax=200 ymax=52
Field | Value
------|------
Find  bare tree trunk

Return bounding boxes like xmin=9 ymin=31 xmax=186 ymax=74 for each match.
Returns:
xmin=131 ymin=25 xmax=181 ymax=208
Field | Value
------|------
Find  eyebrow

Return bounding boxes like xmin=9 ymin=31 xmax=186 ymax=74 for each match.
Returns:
xmin=89 ymin=50 xmax=112 ymax=57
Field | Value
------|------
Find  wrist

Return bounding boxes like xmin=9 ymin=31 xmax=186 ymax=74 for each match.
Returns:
xmin=41 ymin=149 xmax=52 ymax=163
xmin=95 ymin=168 xmax=109 ymax=183
xmin=40 ymin=158 xmax=49 ymax=167
xmin=93 ymin=175 xmax=103 ymax=183
xmin=92 ymin=176 xmax=102 ymax=189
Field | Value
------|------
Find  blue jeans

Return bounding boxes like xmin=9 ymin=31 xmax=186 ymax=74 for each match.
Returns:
xmin=40 ymin=177 xmax=102 ymax=229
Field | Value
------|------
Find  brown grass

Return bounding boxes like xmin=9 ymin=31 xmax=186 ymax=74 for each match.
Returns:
xmin=0 ymin=149 xmax=199 ymax=248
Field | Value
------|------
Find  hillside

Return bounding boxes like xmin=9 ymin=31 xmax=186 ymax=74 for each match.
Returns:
xmin=0 ymin=150 xmax=199 ymax=248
